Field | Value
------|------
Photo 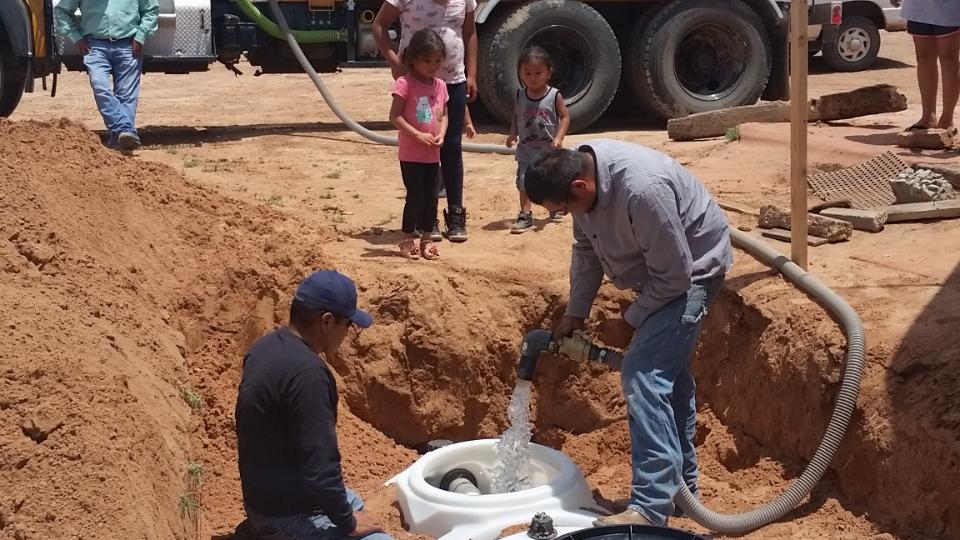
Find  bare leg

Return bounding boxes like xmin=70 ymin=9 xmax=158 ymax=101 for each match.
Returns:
xmin=914 ymin=36 xmax=940 ymax=128
xmin=937 ymin=33 xmax=960 ymax=130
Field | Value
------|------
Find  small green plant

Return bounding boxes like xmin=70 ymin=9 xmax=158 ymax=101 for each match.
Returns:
xmin=725 ymin=126 xmax=741 ymax=142
xmin=183 ymin=157 xmax=201 ymax=168
xmin=265 ymin=193 xmax=284 ymax=207
xmin=178 ymin=493 xmax=198 ymax=517
xmin=178 ymin=383 xmax=204 ymax=411
xmin=186 ymin=461 xmax=203 ymax=484
xmin=325 ymin=171 xmax=342 ymax=179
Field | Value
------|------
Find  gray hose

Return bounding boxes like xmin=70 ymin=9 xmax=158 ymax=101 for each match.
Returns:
xmin=265 ymin=0 xmax=513 ymax=155
xmin=673 ymin=227 xmax=866 ymax=533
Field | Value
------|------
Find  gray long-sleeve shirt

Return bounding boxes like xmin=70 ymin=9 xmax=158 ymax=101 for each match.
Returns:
xmin=567 ymin=140 xmax=733 ymax=328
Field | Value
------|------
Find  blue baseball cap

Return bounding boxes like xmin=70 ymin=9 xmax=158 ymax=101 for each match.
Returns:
xmin=293 ymin=270 xmax=373 ymax=328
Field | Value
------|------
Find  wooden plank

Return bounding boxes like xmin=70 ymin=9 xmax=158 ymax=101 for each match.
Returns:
xmin=790 ymin=0 xmax=809 ymax=269
xmin=884 ymin=200 xmax=960 ymax=222
xmin=717 ymin=201 xmax=759 ymax=217
xmin=761 ymin=228 xmax=830 ymax=247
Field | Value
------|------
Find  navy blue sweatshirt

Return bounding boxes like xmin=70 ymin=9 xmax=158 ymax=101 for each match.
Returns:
xmin=235 ymin=327 xmax=356 ymax=533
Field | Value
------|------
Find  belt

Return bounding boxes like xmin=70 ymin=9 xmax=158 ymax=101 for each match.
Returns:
xmin=87 ymin=36 xmax=132 ymax=42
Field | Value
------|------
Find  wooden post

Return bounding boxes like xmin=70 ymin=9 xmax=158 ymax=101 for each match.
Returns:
xmin=789 ymin=0 xmax=809 ymax=269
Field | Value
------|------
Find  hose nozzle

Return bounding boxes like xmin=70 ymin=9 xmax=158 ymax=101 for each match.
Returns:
xmin=517 ymin=330 xmax=556 ymax=381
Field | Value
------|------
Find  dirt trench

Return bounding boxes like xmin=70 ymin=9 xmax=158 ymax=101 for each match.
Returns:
xmin=1 ymin=120 xmax=956 ymax=540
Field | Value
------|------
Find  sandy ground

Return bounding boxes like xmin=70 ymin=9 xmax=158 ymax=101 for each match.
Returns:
xmin=3 ymin=30 xmax=958 ymax=540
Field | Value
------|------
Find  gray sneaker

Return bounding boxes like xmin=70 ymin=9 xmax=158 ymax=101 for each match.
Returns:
xmin=510 ymin=212 xmax=534 ymax=234
xmin=549 ymin=211 xmax=565 ymax=222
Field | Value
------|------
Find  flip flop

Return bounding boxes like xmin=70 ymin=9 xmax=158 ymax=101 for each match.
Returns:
xmin=420 ymin=240 xmax=440 ymax=260
xmin=399 ymin=239 xmax=420 ymax=260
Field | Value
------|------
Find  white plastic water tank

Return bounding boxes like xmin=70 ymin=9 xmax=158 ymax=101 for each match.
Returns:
xmin=388 ymin=439 xmax=603 ymax=540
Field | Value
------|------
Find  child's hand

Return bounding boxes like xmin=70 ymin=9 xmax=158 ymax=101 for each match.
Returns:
xmin=465 ymin=123 xmax=476 ymax=139
xmin=431 ymin=134 xmax=444 ymax=146
xmin=506 ymin=134 xmax=517 ymax=148
xmin=416 ymin=132 xmax=436 ymax=146
xmin=552 ymin=136 xmax=565 ymax=149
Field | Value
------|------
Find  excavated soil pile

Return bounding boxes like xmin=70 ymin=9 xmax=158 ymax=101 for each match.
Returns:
xmin=0 ymin=119 xmax=416 ymax=539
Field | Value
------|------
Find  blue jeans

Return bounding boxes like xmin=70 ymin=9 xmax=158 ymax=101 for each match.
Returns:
xmin=82 ymin=38 xmax=143 ymax=142
xmin=621 ymin=274 xmax=725 ymax=525
xmin=247 ymin=488 xmax=394 ymax=540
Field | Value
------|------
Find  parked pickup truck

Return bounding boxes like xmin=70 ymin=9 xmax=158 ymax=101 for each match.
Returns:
xmin=809 ymin=0 xmax=906 ymax=72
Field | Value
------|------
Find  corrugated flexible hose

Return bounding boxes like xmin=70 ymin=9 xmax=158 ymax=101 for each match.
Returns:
xmin=264 ymin=0 xmax=513 ymax=154
xmin=263 ymin=1 xmax=866 ymax=532
xmin=556 ymin=228 xmax=865 ymax=534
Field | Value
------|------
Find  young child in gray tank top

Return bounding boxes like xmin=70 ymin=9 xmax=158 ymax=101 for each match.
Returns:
xmin=506 ymin=46 xmax=570 ymax=234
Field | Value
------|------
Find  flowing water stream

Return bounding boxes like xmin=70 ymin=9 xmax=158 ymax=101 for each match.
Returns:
xmin=490 ymin=379 xmax=534 ymax=493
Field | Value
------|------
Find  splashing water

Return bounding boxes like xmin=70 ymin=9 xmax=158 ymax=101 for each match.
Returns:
xmin=490 ymin=379 xmax=534 ymax=493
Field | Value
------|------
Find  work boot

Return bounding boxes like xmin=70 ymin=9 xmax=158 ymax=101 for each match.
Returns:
xmin=510 ymin=212 xmax=534 ymax=234
xmin=592 ymin=508 xmax=652 ymax=527
xmin=118 ymin=131 xmax=141 ymax=151
xmin=445 ymin=206 xmax=468 ymax=242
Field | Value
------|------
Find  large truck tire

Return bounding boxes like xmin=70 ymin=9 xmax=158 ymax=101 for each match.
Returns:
xmin=0 ymin=47 xmax=27 ymax=117
xmin=478 ymin=0 xmax=621 ymax=133
xmin=821 ymin=15 xmax=880 ymax=72
xmin=627 ymin=0 xmax=771 ymax=120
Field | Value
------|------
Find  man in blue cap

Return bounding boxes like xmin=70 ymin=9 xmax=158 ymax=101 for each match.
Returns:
xmin=235 ymin=270 xmax=392 ymax=540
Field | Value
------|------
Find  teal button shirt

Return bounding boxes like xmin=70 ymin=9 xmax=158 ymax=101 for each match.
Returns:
xmin=54 ymin=0 xmax=160 ymax=45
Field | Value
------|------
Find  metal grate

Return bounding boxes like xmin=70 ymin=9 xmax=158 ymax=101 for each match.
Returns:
xmin=807 ymin=152 xmax=907 ymax=209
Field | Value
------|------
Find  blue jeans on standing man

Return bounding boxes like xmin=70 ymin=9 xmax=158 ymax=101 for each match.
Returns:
xmin=621 ymin=273 xmax=725 ymax=525
xmin=82 ymin=37 xmax=143 ymax=146
xmin=247 ymin=488 xmax=394 ymax=540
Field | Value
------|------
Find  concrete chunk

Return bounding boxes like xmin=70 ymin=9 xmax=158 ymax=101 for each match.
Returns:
xmin=819 ymin=207 xmax=888 ymax=232
xmin=915 ymin=162 xmax=960 ymax=190
xmin=758 ymin=205 xmax=853 ymax=242
xmin=885 ymin=199 xmax=960 ymax=222
xmin=896 ymin=128 xmax=954 ymax=150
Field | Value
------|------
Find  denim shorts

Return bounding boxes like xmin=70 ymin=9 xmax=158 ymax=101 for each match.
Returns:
xmin=907 ymin=21 xmax=960 ymax=37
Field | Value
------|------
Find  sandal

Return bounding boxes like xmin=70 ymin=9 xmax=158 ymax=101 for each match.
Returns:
xmin=399 ymin=238 xmax=420 ymax=259
xmin=905 ymin=123 xmax=933 ymax=131
xmin=420 ymin=240 xmax=440 ymax=260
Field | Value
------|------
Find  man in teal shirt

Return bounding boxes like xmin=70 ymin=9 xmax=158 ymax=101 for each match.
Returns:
xmin=55 ymin=0 xmax=159 ymax=151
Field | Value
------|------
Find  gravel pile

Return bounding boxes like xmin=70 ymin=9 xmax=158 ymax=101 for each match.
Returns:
xmin=890 ymin=168 xmax=957 ymax=203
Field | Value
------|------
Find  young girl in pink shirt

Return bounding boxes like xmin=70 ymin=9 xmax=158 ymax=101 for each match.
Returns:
xmin=390 ymin=29 xmax=449 ymax=260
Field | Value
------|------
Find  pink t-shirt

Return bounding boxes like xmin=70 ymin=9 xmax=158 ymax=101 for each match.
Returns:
xmin=387 ymin=0 xmax=477 ymax=84
xmin=393 ymin=74 xmax=449 ymax=163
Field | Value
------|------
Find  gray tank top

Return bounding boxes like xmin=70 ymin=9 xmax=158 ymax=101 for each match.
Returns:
xmin=515 ymin=86 xmax=560 ymax=164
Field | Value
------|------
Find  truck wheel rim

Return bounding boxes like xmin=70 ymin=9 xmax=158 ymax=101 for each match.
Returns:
xmin=674 ymin=23 xmax=748 ymax=103
xmin=838 ymin=27 xmax=870 ymax=62
xmin=528 ymin=25 xmax=595 ymax=104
